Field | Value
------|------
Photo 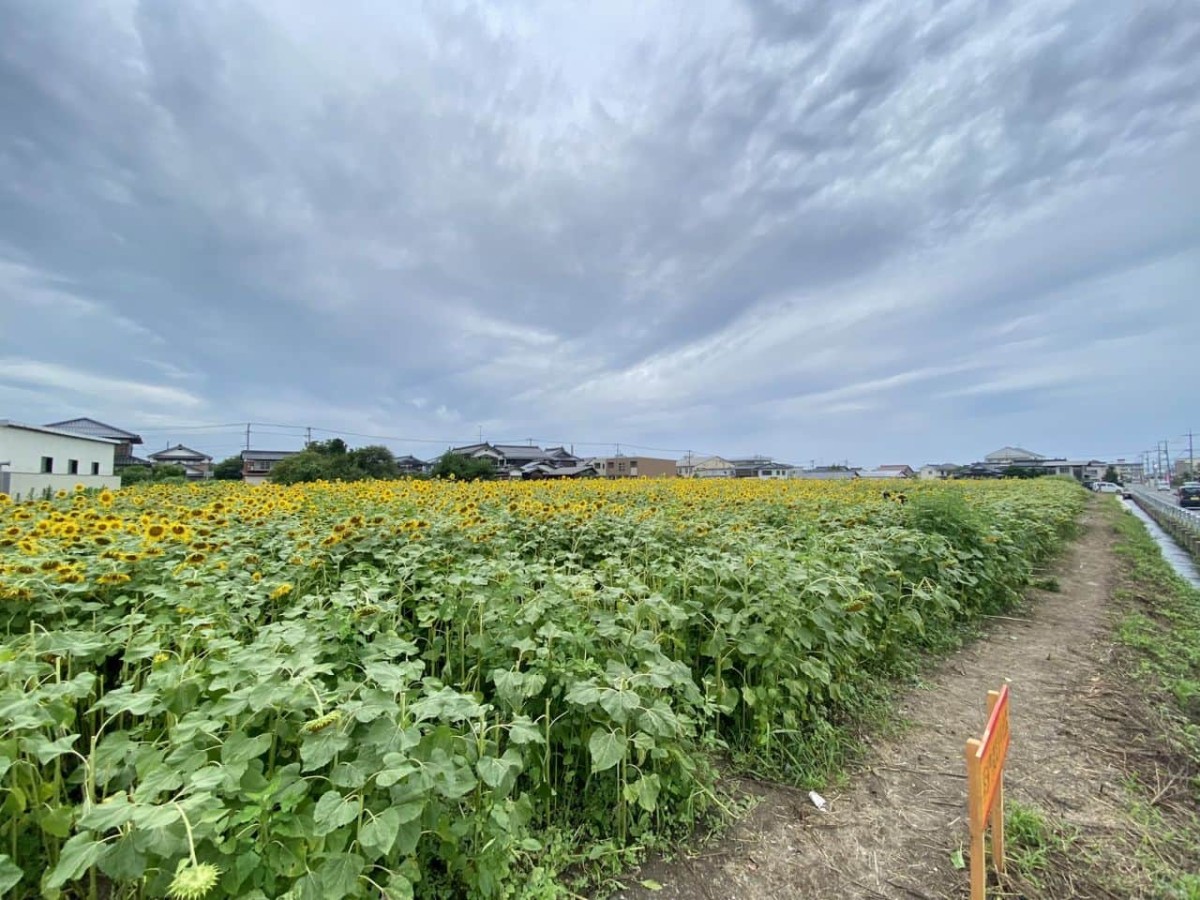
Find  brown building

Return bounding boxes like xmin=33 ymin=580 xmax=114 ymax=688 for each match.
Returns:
xmin=589 ymin=455 xmax=676 ymax=478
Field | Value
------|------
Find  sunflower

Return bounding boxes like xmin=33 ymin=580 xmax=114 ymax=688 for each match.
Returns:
xmin=97 ymin=573 xmax=131 ymax=585
xmin=269 ymin=583 xmax=294 ymax=600
xmin=145 ymin=523 xmax=167 ymax=540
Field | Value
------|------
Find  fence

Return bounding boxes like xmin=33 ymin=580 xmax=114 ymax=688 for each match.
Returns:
xmin=1127 ymin=486 xmax=1200 ymax=561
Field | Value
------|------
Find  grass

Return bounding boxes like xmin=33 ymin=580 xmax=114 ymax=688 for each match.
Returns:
xmin=1104 ymin=503 xmax=1200 ymax=897
xmin=1003 ymin=800 xmax=1077 ymax=887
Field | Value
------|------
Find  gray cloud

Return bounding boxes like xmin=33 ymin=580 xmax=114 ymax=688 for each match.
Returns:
xmin=1 ymin=0 xmax=1197 ymax=466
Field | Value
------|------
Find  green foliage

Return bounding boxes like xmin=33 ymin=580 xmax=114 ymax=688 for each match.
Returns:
xmin=120 ymin=464 xmax=188 ymax=487
xmin=270 ymin=443 xmax=400 ymax=484
xmin=1103 ymin=466 xmax=1121 ymax=485
xmin=0 ymin=479 xmax=1085 ymax=898
xmin=432 ymin=452 xmax=497 ymax=481
xmin=213 ymin=455 xmax=243 ymax=480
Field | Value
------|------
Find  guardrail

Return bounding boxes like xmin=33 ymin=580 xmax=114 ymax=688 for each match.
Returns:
xmin=1127 ymin=486 xmax=1200 ymax=561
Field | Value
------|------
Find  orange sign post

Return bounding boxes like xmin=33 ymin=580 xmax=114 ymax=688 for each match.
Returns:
xmin=965 ymin=685 xmax=1010 ymax=900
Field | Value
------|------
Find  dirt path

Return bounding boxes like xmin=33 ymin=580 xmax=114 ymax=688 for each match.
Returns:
xmin=617 ymin=502 xmax=1125 ymax=900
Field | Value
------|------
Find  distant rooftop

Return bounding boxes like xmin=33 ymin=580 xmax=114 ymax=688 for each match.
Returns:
xmin=44 ymin=417 xmax=142 ymax=443
xmin=1 ymin=419 xmax=120 ymax=444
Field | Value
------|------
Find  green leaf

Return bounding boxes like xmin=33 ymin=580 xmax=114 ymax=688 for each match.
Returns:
xmin=318 ymin=853 xmax=364 ymax=899
xmin=221 ymin=731 xmax=273 ymax=765
xmin=44 ymin=831 xmax=106 ymax=889
xmin=0 ymin=855 xmax=22 ymax=895
xmin=79 ymin=793 xmax=134 ymax=831
xmin=300 ymin=728 xmax=351 ymax=772
xmin=37 ymin=805 xmax=74 ymax=839
xmin=19 ymin=733 xmax=80 ymax=764
xmin=588 ymin=729 xmax=625 ymax=774
xmin=97 ymin=832 xmax=146 ymax=880
xmin=313 ymin=790 xmax=359 ymax=836
xmin=506 ymin=715 xmax=544 ymax=745
xmin=950 ymin=848 xmax=965 ymax=870
xmin=476 ymin=752 xmax=521 ymax=789
xmin=129 ymin=802 xmax=182 ymax=830
xmin=640 ymin=879 xmax=664 ymax=891
xmin=359 ymin=808 xmax=401 ymax=859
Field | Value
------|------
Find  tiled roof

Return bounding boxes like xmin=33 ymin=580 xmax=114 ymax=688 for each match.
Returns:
xmin=241 ymin=450 xmax=298 ymax=461
xmin=44 ymin=417 xmax=143 ymax=443
xmin=0 ymin=419 xmax=120 ymax=444
xmin=148 ymin=444 xmax=212 ymax=462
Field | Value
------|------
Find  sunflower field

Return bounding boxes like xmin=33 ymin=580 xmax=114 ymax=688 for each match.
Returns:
xmin=0 ymin=476 xmax=1084 ymax=898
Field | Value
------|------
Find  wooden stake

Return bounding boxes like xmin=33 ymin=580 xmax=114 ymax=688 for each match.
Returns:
xmin=965 ymin=736 xmax=985 ymax=900
xmin=987 ymin=690 xmax=1006 ymax=875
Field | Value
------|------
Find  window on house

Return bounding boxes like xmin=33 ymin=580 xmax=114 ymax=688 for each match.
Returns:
xmin=41 ymin=457 xmax=53 ymax=473
xmin=68 ymin=459 xmax=79 ymax=475
xmin=91 ymin=462 xmax=100 ymax=475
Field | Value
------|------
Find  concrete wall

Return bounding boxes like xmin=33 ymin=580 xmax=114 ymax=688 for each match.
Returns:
xmin=0 ymin=425 xmax=118 ymax=498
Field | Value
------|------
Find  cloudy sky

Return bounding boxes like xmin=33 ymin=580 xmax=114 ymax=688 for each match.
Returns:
xmin=1 ymin=0 xmax=1197 ymax=466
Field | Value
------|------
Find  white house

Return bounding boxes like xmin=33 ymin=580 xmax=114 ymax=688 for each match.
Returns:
xmin=919 ymin=464 xmax=960 ymax=480
xmin=0 ymin=420 xmax=120 ymax=499
xmin=677 ymin=455 xmax=736 ymax=478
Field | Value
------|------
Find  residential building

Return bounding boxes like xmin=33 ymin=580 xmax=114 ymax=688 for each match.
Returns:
xmin=676 ymin=455 xmax=736 ymax=478
xmin=790 ymin=467 xmax=858 ymax=480
xmin=859 ymin=468 xmax=911 ymax=479
xmin=875 ymin=464 xmax=915 ymax=477
xmin=983 ymin=447 xmax=1046 ymax=466
xmin=919 ymin=463 xmax=960 ymax=480
xmin=730 ymin=457 xmax=795 ymax=479
xmin=241 ymin=450 xmax=298 ymax=485
xmin=589 ymin=455 xmax=676 ymax=478
xmin=1111 ymin=459 xmax=1144 ymax=482
xmin=394 ymin=455 xmax=427 ymax=475
xmin=45 ymin=417 xmax=146 ymax=467
xmin=1175 ymin=458 xmax=1199 ymax=480
xmin=0 ymin=420 xmax=121 ymax=498
xmin=148 ymin=444 xmax=213 ymax=479
xmin=445 ymin=442 xmax=579 ymax=476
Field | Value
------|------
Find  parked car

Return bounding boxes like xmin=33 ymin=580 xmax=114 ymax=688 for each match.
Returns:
xmin=1093 ymin=482 xmax=1122 ymax=493
xmin=1157 ymin=479 xmax=1172 ymax=491
xmin=1181 ymin=483 xmax=1200 ymax=510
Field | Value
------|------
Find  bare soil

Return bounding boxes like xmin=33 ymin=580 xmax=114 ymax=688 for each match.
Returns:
xmin=614 ymin=502 xmax=1166 ymax=899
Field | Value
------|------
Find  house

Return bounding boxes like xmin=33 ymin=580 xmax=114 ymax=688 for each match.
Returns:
xmin=148 ymin=444 xmax=213 ymax=479
xmin=790 ymin=467 xmax=858 ymax=480
xmin=0 ymin=420 xmax=121 ymax=498
xmin=45 ymin=417 xmax=146 ymax=467
xmin=983 ymin=447 xmax=1046 ymax=466
xmin=859 ymin=468 xmax=911 ymax=479
xmin=919 ymin=463 xmax=960 ymax=480
xmin=445 ymin=442 xmax=566 ymax=476
xmin=876 ymin=464 xmax=915 ymax=478
xmin=676 ymin=454 xmax=736 ymax=478
xmin=241 ymin=450 xmax=298 ymax=485
xmin=394 ymin=455 xmax=427 ymax=475
xmin=956 ymin=463 xmax=1005 ymax=479
xmin=589 ymin=456 xmax=676 ymax=478
xmin=730 ymin=457 xmax=795 ymax=479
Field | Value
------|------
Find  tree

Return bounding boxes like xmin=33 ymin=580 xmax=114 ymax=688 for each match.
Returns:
xmin=268 ymin=450 xmax=338 ymax=485
xmin=1103 ymin=465 xmax=1121 ymax=485
xmin=120 ymin=466 xmax=153 ymax=486
xmin=432 ymin=452 xmax=496 ymax=481
xmin=348 ymin=445 xmax=398 ymax=479
xmin=213 ymin=455 xmax=243 ymax=480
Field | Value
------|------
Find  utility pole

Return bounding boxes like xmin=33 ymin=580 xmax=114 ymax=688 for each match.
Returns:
xmin=245 ymin=423 xmax=251 ymax=451
xmin=1163 ymin=440 xmax=1173 ymax=485
xmin=1188 ymin=430 xmax=1195 ymax=475
xmin=305 ymin=426 xmax=312 ymax=447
